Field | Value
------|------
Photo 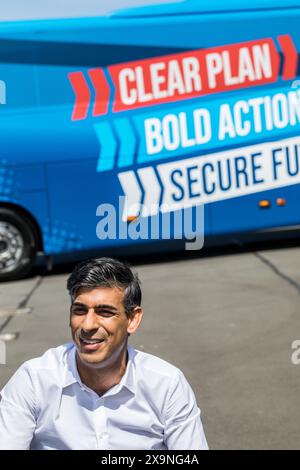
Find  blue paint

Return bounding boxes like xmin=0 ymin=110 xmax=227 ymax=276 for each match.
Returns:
xmin=0 ymin=0 xmax=299 ymax=257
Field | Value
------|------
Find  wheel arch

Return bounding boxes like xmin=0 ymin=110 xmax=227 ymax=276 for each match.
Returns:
xmin=0 ymin=202 xmax=44 ymax=253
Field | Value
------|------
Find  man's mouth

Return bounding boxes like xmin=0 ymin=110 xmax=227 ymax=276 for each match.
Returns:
xmin=79 ymin=336 xmax=105 ymax=351
xmin=80 ymin=338 xmax=103 ymax=344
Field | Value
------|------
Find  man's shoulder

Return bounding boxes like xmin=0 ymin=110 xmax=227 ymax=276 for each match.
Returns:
xmin=1 ymin=343 xmax=75 ymax=399
xmin=130 ymin=346 xmax=181 ymax=381
xmin=22 ymin=342 xmax=74 ymax=375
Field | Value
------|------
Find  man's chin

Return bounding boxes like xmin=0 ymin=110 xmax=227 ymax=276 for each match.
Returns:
xmin=77 ymin=350 xmax=107 ymax=367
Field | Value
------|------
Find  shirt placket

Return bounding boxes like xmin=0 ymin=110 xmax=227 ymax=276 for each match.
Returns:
xmin=93 ymin=397 xmax=109 ymax=450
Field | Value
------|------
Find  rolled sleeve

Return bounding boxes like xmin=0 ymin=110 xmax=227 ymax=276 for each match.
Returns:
xmin=0 ymin=363 xmax=37 ymax=450
xmin=163 ymin=370 xmax=208 ymax=450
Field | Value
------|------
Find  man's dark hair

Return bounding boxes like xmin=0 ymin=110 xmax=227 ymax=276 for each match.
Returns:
xmin=66 ymin=257 xmax=141 ymax=316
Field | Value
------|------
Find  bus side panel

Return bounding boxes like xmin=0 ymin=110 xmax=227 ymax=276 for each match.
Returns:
xmin=0 ymin=191 xmax=49 ymax=246
xmin=211 ymin=185 xmax=300 ymax=235
xmin=2 ymin=7 xmax=300 ymax=257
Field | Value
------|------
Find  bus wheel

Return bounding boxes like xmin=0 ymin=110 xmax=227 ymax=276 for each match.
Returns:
xmin=0 ymin=208 xmax=37 ymax=282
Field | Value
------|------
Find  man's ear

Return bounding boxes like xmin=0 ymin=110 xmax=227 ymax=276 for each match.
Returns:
xmin=127 ymin=306 xmax=144 ymax=335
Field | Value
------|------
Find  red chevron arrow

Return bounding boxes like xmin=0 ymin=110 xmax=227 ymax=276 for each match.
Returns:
xmin=68 ymin=71 xmax=91 ymax=121
xmin=277 ymin=34 xmax=298 ymax=80
xmin=68 ymin=69 xmax=110 ymax=120
xmin=88 ymin=68 xmax=110 ymax=117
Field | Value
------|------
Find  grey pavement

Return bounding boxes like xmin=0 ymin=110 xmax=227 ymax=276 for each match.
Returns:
xmin=0 ymin=244 xmax=300 ymax=449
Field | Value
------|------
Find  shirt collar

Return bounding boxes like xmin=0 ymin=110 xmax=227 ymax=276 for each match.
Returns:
xmin=62 ymin=343 xmax=136 ymax=395
xmin=62 ymin=344 xmax=78 ymax=388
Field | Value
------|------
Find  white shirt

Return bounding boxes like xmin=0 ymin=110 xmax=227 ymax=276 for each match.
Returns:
xmin=0 ymin=343 xmax=208 ymax=450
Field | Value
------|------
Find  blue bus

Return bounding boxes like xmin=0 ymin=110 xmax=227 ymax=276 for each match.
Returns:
xmin=0 ymin=0 xmax=300 ymax=281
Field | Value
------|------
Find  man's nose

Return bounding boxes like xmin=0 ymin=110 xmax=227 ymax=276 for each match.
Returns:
xmin=81 ymin=309 xmax=99 ymax=332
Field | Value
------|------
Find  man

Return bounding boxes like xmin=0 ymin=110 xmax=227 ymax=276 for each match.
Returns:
xmin=0 ymin=257 xmax=208 ymax=450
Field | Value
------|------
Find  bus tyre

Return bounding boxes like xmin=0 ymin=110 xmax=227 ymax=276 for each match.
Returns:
xmin=0 ymin=208 xmax=37 ymax=282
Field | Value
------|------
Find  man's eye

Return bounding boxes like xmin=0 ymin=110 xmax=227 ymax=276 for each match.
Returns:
xmin=95 ymin=310 xmax=114 ymax=317
xmin=71 ymin=307 xmax=87 ymax=315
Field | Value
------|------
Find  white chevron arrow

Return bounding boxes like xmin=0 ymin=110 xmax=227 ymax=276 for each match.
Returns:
xmin=118 ymin=167 xmax=163 ymax=221
xmin=137 ymin=167 xmax=162 ymax=217
xmin=118 ymin=171 xmax=143 ymax=222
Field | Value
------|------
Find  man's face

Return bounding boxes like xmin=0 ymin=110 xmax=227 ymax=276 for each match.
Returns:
xmin=70 ymin=286 xmax=142 ymax=368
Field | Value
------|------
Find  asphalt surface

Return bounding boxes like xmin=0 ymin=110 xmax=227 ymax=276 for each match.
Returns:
xmin=0 ymin=241 xmax=300 ymax=450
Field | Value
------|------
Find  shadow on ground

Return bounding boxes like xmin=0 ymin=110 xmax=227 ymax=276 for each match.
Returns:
xmin=22 ymin=232 xmax=300 ymax=281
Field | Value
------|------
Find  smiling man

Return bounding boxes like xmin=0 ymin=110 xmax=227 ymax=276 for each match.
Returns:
xmin=0 ymin=257 xmax=208 ymax=450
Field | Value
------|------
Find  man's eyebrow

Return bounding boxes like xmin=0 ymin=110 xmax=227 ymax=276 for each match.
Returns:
xmin=71 ymin=302 xmax=118 ymax=311
xmin=94 ymin=304 xmax=118 ymax=311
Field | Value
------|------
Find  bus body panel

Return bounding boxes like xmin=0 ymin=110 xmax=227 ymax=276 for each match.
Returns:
xmin=0 ymin=2 xmax=300 ymax=258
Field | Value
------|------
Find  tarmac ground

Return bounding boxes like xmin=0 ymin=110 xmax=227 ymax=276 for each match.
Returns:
xmin=1 ymin=239 xmax=300 ymax=449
